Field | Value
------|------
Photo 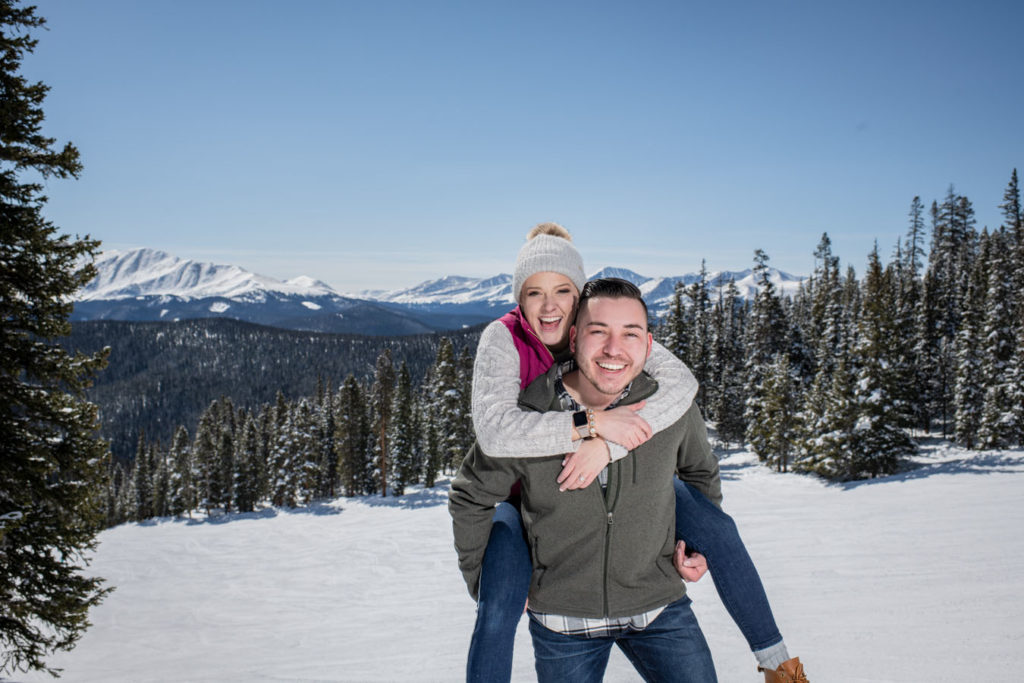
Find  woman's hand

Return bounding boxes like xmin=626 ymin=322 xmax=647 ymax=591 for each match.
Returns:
xmin=593 ymin=401 xmax=652 ymax=450
xmin=557 ymin=438 xmax=611 ymax=491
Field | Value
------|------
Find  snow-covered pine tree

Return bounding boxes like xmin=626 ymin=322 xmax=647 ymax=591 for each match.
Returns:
xmin=756 ymin=354 xmax=799 ymax=472
xmin=192 ymin=402 xmax=221 ymax=514
xmin=269 ymin=394 xmax=298 ymax=507
xmin=131 ymin=435 xmax=154 ymax=521
xmin=975 ymin=228 xmax=1017 ymax=447
xmin=337 ymin=375 xmax=373 ymax=496
xmin=893 ymin=200 xmax=928 ymax=433
xmin=849 ymin=245 xmax=917 ymax=477
xmin=292 ymin=398 xmax=319 ymax=504
xmin=315 ymin=379 xmax=339 ymax=499
xmin=743 ymin=249 xmax=789 ymax=459
xmin=152 ymin=446 xmax=171 ymax=518
xmin=388 ymin=362 xmax=420 ymax=495
xmin=233 ymin=414 xmax=261 ymax=513
xmin=660 ymin=280 xmax=691 ymax=366
xmin=1008 ymin=322 xmax=1024 ymax=447
xmin=685 ymin=261 xmax=713 ymax=409
xmin=371 ymin=349 xmax=396 ymax=496
xmin=457 ymin=346 xmax=476 ymax=460
xmin=796 ymin=246 xmax=850 ymax=474
xmin=796 ymin=354 xmax=859 ymax=479
xmin=709 ymin=279 xmax=746 ymax=445
xmin=214 ymin=398 xmax=236 ymax=512
xmin=419 ymin=365 xmax=443 ymax=488
xmin=429 ymin=337 xmax=466 ymax=474
xmin=922 ymin=189 xmax=978 ymax=435
xmin=1000 ymin=169 xmax=1023 ymax=308
xmin=0 ymin=3 xmax=114 ymax=673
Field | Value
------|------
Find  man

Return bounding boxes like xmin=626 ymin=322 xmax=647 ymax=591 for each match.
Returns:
xmin=450 ymin=278 xmax=722 ymax=682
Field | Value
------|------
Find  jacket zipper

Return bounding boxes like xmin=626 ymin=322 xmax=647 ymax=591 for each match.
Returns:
xmin=602 ymin=459 xmax=622 ymax=616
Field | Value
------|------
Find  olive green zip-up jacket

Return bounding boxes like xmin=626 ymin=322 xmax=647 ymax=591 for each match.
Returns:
xmin=449 ymin=365 xmax=722 ymax=619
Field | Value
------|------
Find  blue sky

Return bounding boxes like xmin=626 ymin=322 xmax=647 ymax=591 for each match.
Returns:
xmin=26 ymin=0 xmax=1023 ymax=292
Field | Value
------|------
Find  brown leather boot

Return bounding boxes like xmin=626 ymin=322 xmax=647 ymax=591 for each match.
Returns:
xmin=758 ymin=656 xmax=809 ymax=682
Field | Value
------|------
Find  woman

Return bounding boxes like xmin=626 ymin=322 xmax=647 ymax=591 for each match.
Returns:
xmin=465 ymin=223 xmax=806 ymax=683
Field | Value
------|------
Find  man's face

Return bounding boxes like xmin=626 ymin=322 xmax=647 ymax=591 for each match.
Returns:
xmin=569 ymin=295 xmax=652 ymax=398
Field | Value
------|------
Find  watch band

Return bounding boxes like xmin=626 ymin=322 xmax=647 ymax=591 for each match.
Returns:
xmin=572 ymin=408 xmax=597 ymax=439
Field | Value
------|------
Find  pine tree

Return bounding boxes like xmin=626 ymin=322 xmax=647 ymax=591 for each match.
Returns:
xmin=337 ymin=375 xmax=373 ymax=496
xmin=796 ymin=355 xmax=859 ymax=479
xmin=849 ymin=245 xmax=916 ymax=477
xmin=291 ymin=398 xmax=319 ymax=504
xmin=1007 ymin=322 xmax=1024 ymax=447
xmin=192 ymin=402 xmax=220 ymax=514
xmin=370 ymin=349 xmax=396 ymax=496
xmin=660 ymin=281 xmax=690 ymax=364
xmin=314 ymin=379 xmax=338 ymax=499
xmin=756 ymin=354 xmax=799 ymax=472
xmin=131 ymin=435 xmax=154 ymax=521
xmin=388 ymin=362 xmax=419 ymax=495
xmin=168 ymin=425 xmax=194 ymax=517
xmin=419 ymin=367 xmax=443 ymax=488
xmin=685 ymin=261 xmax=713 ymax=409
xmin=457 ymin=346 xmax=476 ymax=458
xmin=743 ymin=249 xmax=788 ymax=457
xmin=269 ymin=393 xmax=298 ymax=507
xmin=429 ymin=337 xmax=466 ymax=473
xmin=0 ymin=3 xmax=112 ymax=674
xmin=976 ymin=229 xmax=1017 ymax=447
xmin=709 ymin=280 xmax=746 ymax=445
xmin=233 ymin=414 xmax=261 ymax=513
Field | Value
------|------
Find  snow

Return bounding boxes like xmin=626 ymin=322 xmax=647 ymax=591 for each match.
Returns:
xmin=301 ymin=301 xmax=322 ymax=311
xmin=12 ymin=441 xmax=1024 ymax=683
xmin=208 ymin=302 xmax=230 ymax=314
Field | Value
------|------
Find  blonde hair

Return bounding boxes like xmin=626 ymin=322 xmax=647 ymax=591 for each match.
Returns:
xmin=526 ymin=222 xmax=572 ymax=242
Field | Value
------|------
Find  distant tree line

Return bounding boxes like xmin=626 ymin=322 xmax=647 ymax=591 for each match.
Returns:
xmin=658 ymin=171 xmax=1024 ymax=479
xmin=65 ymin=318 xmax=483 ymax=461
xmin=105 ymin=339 xmax=477 ymax=525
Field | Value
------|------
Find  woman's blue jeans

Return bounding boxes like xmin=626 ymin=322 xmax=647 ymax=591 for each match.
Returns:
xmin=466 ymin=480 xmax=783 ymax=682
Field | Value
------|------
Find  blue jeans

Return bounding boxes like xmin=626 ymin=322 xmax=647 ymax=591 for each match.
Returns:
xmin=528 ymin=596 xmax=717 ymax=683
xmin=466 ymin=480 xmax=782 ymax=681
xmin=467 ymin=502 xmax=533 ymax=683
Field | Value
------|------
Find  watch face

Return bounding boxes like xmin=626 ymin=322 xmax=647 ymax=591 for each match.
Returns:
xmin=573 ymin=410 xmax=588 ymax=429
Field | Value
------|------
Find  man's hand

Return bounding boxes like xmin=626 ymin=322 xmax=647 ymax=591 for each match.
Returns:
xmin=673 ymin=541 xmax=708 ymax=583
xmin=557 ymin=439 xmax=611 ymax=491
xmin=593 ymin=401 xmax=652 ymax=450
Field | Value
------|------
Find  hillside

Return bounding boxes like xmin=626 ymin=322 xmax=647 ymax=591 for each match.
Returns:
xmin=66 ymin=319 xmax=483 ymax=460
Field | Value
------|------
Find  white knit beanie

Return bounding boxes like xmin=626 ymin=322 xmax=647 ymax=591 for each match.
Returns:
xmin=512 ymin=224 xmax=587 ymax=303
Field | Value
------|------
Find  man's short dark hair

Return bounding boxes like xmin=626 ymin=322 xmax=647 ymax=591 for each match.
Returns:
xmin=577 ymin=277 xmax=649 ymax=322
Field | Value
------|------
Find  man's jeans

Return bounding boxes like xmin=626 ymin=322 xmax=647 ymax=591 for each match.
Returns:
xmin=528 ymin=596 xmax=717 ymax=683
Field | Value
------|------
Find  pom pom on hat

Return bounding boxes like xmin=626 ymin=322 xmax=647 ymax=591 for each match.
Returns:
xmin=512 ymin=222 xmax=587 ymax=302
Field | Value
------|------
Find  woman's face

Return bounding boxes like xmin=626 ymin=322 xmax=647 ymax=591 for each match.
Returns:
xmin=519 ymin=271 xmax=579 ymax=352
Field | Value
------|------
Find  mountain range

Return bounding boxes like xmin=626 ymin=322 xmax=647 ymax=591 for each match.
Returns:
xmin=72 ymin=248 xmax=805 ymax=335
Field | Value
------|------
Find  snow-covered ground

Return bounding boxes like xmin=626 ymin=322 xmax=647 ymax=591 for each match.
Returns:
xmin=11 ymin=441 xmax=1024 ymax=682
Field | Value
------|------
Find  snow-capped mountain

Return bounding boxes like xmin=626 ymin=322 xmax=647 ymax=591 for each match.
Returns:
xmin=74 ymin=248 xmax=806 ymax=334
xmin=355 ymin=265 xmax=806 ymax=318
xmin=80 ymin=249 xmax=338 ymax=301
xmin=72 ymin=249 xmax=471 ymax=335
